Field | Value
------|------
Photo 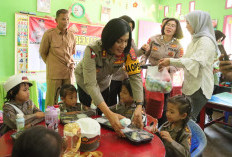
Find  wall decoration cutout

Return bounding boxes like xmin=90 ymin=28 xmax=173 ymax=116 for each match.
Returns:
xmin=212 ymin=19 xmax=218 ymax=30
xmin=37 ymin=0 xmax=51 ymax=13
xmin=0 ymin=22 xmax=6 ymax=35
xmin=226 ymin=0 xmax=232 ymax=9
xmin=189 ymin=1 xmax=195 ymax=12
xmin=164 ymin=6 xmax=169 ymax=17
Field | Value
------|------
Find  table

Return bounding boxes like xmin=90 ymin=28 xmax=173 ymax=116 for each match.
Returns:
xmin=0 ymin=116 xmax=165 ymax=157
xmin=199 ymin=92 xmax=232 ymax=130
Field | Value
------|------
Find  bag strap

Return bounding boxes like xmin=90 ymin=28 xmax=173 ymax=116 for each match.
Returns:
xmin=5 ymin=103 xmax=24 ymax=115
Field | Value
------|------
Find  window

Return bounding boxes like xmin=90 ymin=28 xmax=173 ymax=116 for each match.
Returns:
xmin=189 ymin=1 xmax=195 ymax=12
xmin=164 ymin=6 xmax=169 ymax=17
xmin=176 ymin=3 xmax=182 ymax=15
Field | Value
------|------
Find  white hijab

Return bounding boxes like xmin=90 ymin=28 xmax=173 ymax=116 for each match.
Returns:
xmin=186 ymin=10 xmax=219 ymax=55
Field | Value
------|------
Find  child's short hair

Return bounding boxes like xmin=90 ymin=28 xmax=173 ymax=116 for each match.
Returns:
xmin=12 ymin=126 xmax=62 ymax=157
xmin=60 ymin=84 xmax=77 ymax=98
xmin=4 ymin=74 xmax=32 ymax=101
xmin=122 ymin=79 xmax=133 ymax=97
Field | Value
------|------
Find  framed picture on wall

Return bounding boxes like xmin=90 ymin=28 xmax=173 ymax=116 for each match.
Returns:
xmin=37 ymin=0 xmax=51 ymax=13
xmin=164 ymin=6 xmax=169 ymax=17
xmin=176 ymin=3 xmax=182 ymax=15
xmin=225 ymin=0 xmax=232 ymax=9
xmin=189 ymin=1 xmax=195 ymax=12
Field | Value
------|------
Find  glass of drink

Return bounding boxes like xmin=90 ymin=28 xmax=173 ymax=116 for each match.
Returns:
xmin=63 ymin=123 xmax=81 ymax=157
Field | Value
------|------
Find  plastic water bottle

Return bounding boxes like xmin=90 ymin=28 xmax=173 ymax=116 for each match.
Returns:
xmin=16 ymin=114 xmax=25 ymax=132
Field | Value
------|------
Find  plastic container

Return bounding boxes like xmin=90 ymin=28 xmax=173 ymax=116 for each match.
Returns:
xmin=16 ymin=114 xmax=25 ymax=132
xmin=45 ymin=106 xmax=58 ymax=132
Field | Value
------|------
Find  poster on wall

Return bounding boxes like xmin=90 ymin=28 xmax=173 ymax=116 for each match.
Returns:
xmin=101 ymin=6 xmax=111 ymax=22
xmin=0 ymin=22 xmax=6 ymax=35
xmin=37 ymin=0 xmax=51 ymax=13
xmin=15 ymin=13 xmax=29 ymax=74
xmin=28 ymin=16 xmax=103 ymax=72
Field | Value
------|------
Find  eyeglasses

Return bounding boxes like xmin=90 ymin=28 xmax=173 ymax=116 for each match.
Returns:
xmin=166 ymin=23 xmax=176 ymax=28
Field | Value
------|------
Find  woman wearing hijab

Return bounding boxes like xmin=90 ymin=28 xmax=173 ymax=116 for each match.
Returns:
xmin=158 ymin=10 xmax=218 ymax=121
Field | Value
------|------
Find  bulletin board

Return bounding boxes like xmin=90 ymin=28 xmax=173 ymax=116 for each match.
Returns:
xmin=15 ymin=13 xmax=104 ymax=74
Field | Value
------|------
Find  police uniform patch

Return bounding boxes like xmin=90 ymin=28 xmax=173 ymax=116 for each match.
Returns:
xmin=171 ymin=44 xmax=177 ymax=48
xmin=90 ymin=48 xmax=96 ymax=58
xmin=153 ymin=46 xmax=158 ymax=51
xmin=180 ymin=48 xmax=184 ymax=57
xmin=147 ymin=38 xmax=151 ymax=44
xmin=168 ymin=51 xmax=174 ymax=57
xmin=102 ymin=50 xmax=107 ymax=58
xmin=125 ymin=53 xmax=141 ymax=75
xmin=114 ymin=53 xmax=125 ymax=64
xmin=129 ymin=48 xmax=137 ymax=60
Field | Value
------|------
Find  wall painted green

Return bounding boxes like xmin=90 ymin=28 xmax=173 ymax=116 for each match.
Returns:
xmin=0 ymin=0 xmax=159 ymax=81
xmin=157 ymin=0 xmax=232 ymax=31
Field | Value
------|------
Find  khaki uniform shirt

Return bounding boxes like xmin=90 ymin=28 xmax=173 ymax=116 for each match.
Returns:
xmin=39 ymin=27 xmax=76 ymax=79
xmin=160 ymin=121 xmax=191 ymax=157
xmin=111 ymin=39 xmax=145 ymax=81
xmin=110 ymin=103 xmax=136 ymax=119
xmin=58 ymin=102 xmax=96 ymax=117
xmin=74 ymin=40 xmax=143 ymax=106
xmin=141 ymin=35 xmax=183 ymax=74
xmin=3 ymin=100 xmax=44 ymax=129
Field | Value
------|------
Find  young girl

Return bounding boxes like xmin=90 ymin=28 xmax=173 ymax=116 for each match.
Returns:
xmin=58 ymin=84 xmax=96 ymax=117
xmin=151 ymin=95 xmax=192 ymax=157
xmin=1 ymin=75 xmax=44 ymax=134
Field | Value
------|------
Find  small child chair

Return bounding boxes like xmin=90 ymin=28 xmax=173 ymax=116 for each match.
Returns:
xmin=188 ymin=119 xmax=207 ymax=157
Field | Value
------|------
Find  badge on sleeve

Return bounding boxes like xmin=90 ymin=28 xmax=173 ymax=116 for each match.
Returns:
xmin=129 ymin=48 xmax=137 ymax=60
xmin=147 ymin=38 xmax=151 ymax=44
xmin=179 ymin=48 xmax=184 ymax=57
xmin=168 ymin=51 xmax=174 ymax=57
xmin=90 ymin=48 xmax=96 ymax=58
xmin=171 ymin=44 xmax=177 ymax=48
xmin=152 ymin=46 xmax=158 ymax=51
xmin=125 ymin=53 xmax=141 ymax=75
xmin=102 ymin=50 xmax=107 ymax=58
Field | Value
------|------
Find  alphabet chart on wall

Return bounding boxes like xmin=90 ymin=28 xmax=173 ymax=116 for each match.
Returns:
xmin=15 ymin=13 xmax=28 ymax=74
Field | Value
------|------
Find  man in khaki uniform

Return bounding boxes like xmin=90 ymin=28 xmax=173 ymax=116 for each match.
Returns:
xmin=40 ymin=9 xmax=76 ymax=107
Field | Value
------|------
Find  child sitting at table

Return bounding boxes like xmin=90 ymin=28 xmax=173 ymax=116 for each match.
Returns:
xmin=150 ymin=95 xmax=192 ymax=157
xmin=58 ymin=84 xmax=96 ymax=117
xmin=0 ymin=74 xmax=44 ymax=135
xmin=12 ymin=125 xmax=63 ymax=157
xmin=110 ymin=79 xmax=146 ymax=123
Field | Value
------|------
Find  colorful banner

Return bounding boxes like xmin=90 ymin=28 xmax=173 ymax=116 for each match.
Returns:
xmin=28 ymin=16 xmax=103 ymax=72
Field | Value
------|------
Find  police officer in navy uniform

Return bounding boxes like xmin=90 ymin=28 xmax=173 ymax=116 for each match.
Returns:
xmin=74 ymin=18 xmax=144 ymax=136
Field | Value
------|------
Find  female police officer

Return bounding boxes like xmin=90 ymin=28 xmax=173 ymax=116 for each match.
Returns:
xmin=74 ymin=18 xmax=144 ymax=136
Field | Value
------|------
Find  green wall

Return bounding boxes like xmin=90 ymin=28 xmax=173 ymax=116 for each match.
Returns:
xmin=157 ymin=0 xmax=232 ymax=31
xmin=1 ymin=0 xmax=231 ymax=81
xmin=0 ymin=0 xmax=159 ymax=81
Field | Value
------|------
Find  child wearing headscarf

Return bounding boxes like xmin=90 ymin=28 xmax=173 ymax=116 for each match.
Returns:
xmin=158 ymin=10 xmax=218 ymax=121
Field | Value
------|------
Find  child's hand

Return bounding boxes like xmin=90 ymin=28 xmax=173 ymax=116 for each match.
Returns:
xmin=35 ymin=112 xmax=45 ymax=118
xmin=149 ymin=125 xmax=158 ymax=133
xmin=141 ymin=44 xmax=150 ymax=52
xmin=160 ymin=131 xmax=174 ymax=143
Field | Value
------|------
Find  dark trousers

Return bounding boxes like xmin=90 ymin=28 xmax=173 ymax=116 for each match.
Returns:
xmin=77 ymin=85 xmax=109 ymax=115
xmin=108 ymin=80 xmax=122 ymax=106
